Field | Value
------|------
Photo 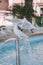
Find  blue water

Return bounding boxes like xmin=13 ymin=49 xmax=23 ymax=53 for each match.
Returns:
xmin=0 ymin=35 xmax=43 ymax=65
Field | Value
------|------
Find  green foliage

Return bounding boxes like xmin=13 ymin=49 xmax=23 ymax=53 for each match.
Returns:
xmin=12 ymin=5 xmax=22 ymax=15
xmin=12 ymin=5 xmax=34 ymax=19
xmin=36 ymin=17 xmax=41 ymax=26
xmin=23 ymin=5 xmax=34 ymax=17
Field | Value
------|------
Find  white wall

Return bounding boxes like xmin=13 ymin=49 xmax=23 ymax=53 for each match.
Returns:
xmin=9 ymin=0 xmax=25 ymax=6
xmin=37 ymin=5 xmax=41 ymax=16
xmin=33 ymin=0 xmax=43 ymax=16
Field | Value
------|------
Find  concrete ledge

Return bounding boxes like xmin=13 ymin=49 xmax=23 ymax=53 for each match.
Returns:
xmin=22 ymin=29 xmax=43 ymax=37
xmin=0 ymin=32 xmax=19 ymax=42
xmin=29 ymin=31 xmax=43 ymax=37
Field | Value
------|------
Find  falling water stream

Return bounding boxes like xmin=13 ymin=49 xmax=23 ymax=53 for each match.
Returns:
xmin=0 ymin=23 xmax=43 ymax=65
xmin=0 ymin=23 xmax=32 ymax=65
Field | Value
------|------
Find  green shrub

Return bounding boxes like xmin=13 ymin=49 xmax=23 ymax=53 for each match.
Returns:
xmin=12 ymin=5 xmax=34 ymax=21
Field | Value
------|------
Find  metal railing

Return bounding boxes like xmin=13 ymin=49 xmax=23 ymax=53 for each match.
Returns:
xmin=5 ymin=38 xmax=20 ymax=65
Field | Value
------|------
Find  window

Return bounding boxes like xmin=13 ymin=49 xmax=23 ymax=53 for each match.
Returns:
xmin=41 ymin=8 xmax=43 ymax=13
xmin=40 ymin=8 xmax=43 ymax=16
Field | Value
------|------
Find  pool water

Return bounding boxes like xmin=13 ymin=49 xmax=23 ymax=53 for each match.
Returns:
xmin=0 ymin=35 xmax=43 ymax=65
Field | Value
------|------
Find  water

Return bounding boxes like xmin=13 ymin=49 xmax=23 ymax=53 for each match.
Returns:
xmin=0 ymin=39 xmax=32 ymax=65
xmin=13 ymin=23 xmax=32 ymax=65
xmin=0 ymin=17 xmax=43 ymax=65
xmin=0 ymin=35 xmax=43 ymax=65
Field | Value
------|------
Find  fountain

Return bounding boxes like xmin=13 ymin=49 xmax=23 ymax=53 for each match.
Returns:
xmin=0 ymin=38 xmax=20 ymax=65
xmin=0 ymin=23 xmax=32 ymax=65
xmin=0 ymin=19 xmax=43 ymax=65
xmin=14 ymin=23 xmax=33 ymax=65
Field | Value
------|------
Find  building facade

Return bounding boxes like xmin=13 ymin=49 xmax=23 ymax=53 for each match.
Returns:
xmin=0 ymin=0 xmax=8 ymax=10
xmin=13 ymin=0 xmax=25 ymax=6
xmin=33 ymin=0 xmax=43 ymax=16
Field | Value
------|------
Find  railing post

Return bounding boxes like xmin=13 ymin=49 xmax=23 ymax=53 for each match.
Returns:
xmin=16 ymin=39 xmax=20 ymax=65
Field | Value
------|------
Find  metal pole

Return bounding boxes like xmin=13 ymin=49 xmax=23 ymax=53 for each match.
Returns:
xmin=15 ymin=40 xmax=17 ymax=65
xmin=16 ymin=39 xmax=20 ymax=65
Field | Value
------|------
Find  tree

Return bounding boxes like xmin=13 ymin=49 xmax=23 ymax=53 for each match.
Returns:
xmin=12 ymin=5 xmax=23 ymax=18
xmin=12 ymin=1 xmax=34 ymax=21
xmin=25 ymin=0 xmax=33 ymax=22
xmin=25 ymin=0 xmax=32 ymax=6
xmin=23 ymin=5 xmax=34 ymax=22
